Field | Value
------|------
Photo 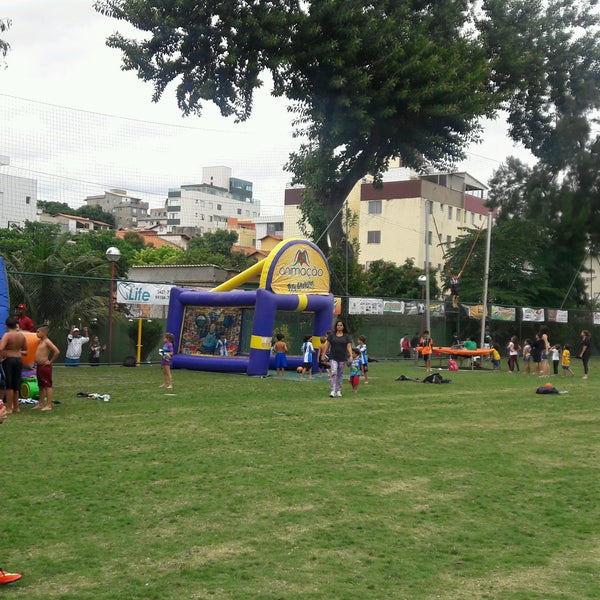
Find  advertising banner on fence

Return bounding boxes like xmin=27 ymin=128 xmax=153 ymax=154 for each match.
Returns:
xmin=117 ymin=282 xmax=174 ymax=305
xmin=547 ymin=309 xmax=568 ymax=323
xmin=461 ymin=304 xmax=488 ymax=319
xmin=383 ymin=300 xmax=405 ymax=314
xmin=522 ymin=307 xmax=545 ymax=322
xmin=349 ymin=297 xmax=384 ymax=315
xmin=491 ymin=305 xmax=516 ymax=321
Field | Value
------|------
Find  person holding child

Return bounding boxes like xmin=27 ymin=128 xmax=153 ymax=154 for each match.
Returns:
xmin=33 ymin=325 xmax=60 ymax=411
xmin=159 ymin=332 xmax=174 ymax=389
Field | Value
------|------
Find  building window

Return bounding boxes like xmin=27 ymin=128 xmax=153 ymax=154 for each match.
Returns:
xmin=367 ymin=230 xmax=381 ymax=244
xmin=456 ymin=208 xmax=461 ymax=222
xmin=26 ymin=196 xmax=31 ymax=205
xmin=446 ymin=235 xmax=452 ymax=245
xmin=448 ymin=206 xmax=453 ymax=220
xmin=471 ymin=212 xmax=475 ymax=225
xmin=237 ymin=208 xmax=242 ymax=215
xmin=217 ymin=204 xmax=222 ymax=211
xmin=368 ymin=200 xmax=382 ymax=214
xmin=428 ymin=231 xmax=433 ymax=245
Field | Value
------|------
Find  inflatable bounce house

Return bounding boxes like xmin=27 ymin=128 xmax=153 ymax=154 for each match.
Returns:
xmin=0 ymin=257 xmax=10 ymax=335
xmin=165 ymin=238 xmax=334 ymax=376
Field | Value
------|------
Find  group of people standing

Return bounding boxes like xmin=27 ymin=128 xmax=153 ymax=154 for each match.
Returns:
xmin=0 ymin=307 xmax=59 ymax=415
xmin=496 ymin=325 xmax=591 ymax=379
xmin=1 ymin=301 xmax=112 ymax=416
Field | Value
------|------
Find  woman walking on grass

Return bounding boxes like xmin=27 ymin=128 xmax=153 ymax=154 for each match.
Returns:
xmin=326 ymin=320 xmax=353 ymax=398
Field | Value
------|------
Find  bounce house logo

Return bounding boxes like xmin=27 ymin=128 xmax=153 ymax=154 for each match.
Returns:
xmin=292 ymin=249 xmax=310 ymax=267
xmin=266 ymin=243 xmax=330 ymax=295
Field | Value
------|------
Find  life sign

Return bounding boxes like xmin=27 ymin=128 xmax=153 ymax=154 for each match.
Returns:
xmin=116 ymin=282 xmax=174 ymax=306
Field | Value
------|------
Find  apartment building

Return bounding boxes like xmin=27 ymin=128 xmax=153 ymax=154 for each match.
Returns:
xmin=0 ymin=159 xmax=38 ymax=228
xmin=165 ymin=166 xmax=260 ymax=234
xmin=84 ymin=189 xmax=149 ymax=229
xmin=284 ymin=171 xmax=490 ymax=280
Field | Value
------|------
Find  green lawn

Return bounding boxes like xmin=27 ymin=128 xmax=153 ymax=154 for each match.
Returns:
xmin=3 ymin=360 xmax=599 ymax=599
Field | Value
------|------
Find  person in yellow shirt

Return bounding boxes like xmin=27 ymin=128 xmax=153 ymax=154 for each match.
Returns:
xmin=561 ymin=344 xmax=575 ymax=377
xmin=491 ymin=343 xmax=501 ymax=371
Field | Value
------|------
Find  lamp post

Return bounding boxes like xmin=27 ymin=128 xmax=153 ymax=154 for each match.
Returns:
xmin=105 ymin=246 xmax=121 ymax=365
xmin=418 ymin=275 xmax=427 ymax=334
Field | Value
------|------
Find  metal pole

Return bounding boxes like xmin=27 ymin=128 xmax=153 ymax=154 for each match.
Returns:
xmin=425 ymin=200 xmax=431 ymax=333
xmin=108 ymin=261 xmax=115 ymax=364
xmin=480 ymin=211 xmax=492 ymax=348
xmin=136 ymin=317 xmax=143 ymax=365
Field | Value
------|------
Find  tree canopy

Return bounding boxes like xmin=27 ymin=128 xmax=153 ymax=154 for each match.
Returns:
xmin=94 ymin=0 xmax=600 ymax=257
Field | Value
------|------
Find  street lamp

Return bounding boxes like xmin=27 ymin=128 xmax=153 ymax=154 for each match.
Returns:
xmin=105 ymin=246 xmax=121 ymax=364
xmin=418 ymin=275 xmax=427 ymax=334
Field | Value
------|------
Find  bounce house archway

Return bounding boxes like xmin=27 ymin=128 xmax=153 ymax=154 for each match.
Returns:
xmin=165 ymin=238 xmax=334 ymax=376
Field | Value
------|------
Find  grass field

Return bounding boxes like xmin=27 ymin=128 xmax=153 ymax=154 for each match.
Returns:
xmin=3 ymin=359 xmax=599 ymax=599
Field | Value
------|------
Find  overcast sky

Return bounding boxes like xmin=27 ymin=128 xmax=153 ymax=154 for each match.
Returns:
xmin=0 ymin=1 xmax=534 ymax=214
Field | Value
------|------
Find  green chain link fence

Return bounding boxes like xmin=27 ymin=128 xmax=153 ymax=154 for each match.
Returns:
xmin=6 ymin=271 xmax=598 ymax=366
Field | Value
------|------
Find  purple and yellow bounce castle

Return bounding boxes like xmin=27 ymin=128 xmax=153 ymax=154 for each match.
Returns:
xmin=165 ymin=238 xmax=334 ymax=376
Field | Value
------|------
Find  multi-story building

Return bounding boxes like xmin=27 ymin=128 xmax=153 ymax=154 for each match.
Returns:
xmin=284 ymin=171 xmax=490 ymax=285
xmin=165 ymin=166 xmax=260 ymax=234
xmin=137 ymin=206 xmax=168 ymax=233
xmin=84 ymin=189 xmax=149 ymax=229
xmin=0 ymin=157 xmax=38 ymax=228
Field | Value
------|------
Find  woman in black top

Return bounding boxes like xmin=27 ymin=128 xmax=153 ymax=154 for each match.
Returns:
xmin=579 ymin=330 xmax=591 ymax=380
xmin=326 ymin=320 xmax=353 ymax=398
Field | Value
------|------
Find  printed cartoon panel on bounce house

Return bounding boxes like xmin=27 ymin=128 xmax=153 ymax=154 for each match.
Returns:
xmin=165 ymin=238 xmax=334 ymax=376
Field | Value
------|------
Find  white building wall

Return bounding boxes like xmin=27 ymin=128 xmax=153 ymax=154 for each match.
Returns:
xmin=171 ymin=187 xmax=260 ymax=233
xmin=202 ymin=166 xmax=231 ymax=190
xmin=0 ymin=173 xmax=38 ymax=228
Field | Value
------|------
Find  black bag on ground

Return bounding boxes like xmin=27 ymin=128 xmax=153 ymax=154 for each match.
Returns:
xmin=423 ymin=373 xmax=451 ymax=384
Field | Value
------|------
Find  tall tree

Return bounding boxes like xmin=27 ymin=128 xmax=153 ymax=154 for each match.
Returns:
xmin=444 ymin=220 xmax=586 ymax=307
xmin=364 ymin=259 xmax=440 ymax=300
xmin=94 ymin=0 xmax=600 ymax=256
xmin=0 ymin=222 xmax=111 ymax=328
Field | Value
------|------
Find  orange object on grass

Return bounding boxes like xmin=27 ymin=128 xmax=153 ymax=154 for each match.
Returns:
xmin=0 ymin=568 xmax=22 ymax=585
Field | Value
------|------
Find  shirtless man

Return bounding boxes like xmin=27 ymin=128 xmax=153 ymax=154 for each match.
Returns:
xmin=0 ymin=317 xmax=28 ymax=414
xmin=33 ymin=325 xmax=60 ymax=411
